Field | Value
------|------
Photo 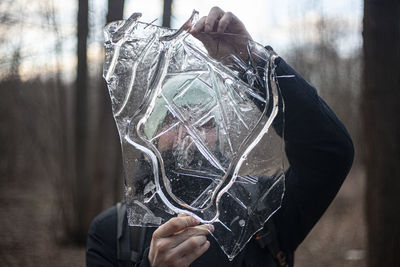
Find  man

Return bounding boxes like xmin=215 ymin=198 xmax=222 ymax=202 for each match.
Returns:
xmin=87 ymin=6 xmax=354 ymax=267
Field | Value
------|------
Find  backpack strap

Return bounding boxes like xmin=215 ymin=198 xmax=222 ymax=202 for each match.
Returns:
xmin=255 ymin=219 xmax=289 ymax=267
xmin=117 ymin=202 xmax=146 ymax=267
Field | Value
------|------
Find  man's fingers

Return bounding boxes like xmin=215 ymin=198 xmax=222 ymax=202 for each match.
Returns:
xmin=160 ymin=236 xmax=210 ymax=267
xmin=184 ymin=224 xmax=213 ymax=236
xmin=204 ymin=6 xmax=224 ymax=33
xmin=176 ymin=235 xmax=208 ymax=256
xmin=170 ymin=224 xmax=213 ymax=246
xmin=191 ymin=16 xmax=206 ymax=33
xmin=186 ymin=239 xmax=210 ymax=264
xmin=153 ymin=216 xmax=199 ymax=239
xmin=217 ymin=12 xmax=233 ymax=34
xmin=178 ymin=237 xmax=211 ymax=266
xmin=172 ymin=223 xmax=213 ymax=241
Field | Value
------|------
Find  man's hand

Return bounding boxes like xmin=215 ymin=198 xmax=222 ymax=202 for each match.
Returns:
xmin=190 ymin=6 xmax=252 ymax=62
xmin=148 ymin=214 xmax=214 ymax=267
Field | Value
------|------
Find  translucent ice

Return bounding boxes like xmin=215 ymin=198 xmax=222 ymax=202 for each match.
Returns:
xmin=104 ymin=11 xmax=286 ymax=260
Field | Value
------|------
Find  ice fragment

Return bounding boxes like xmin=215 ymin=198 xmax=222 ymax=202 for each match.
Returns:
xmin=104 ymin=10 xmax=286 ymax=260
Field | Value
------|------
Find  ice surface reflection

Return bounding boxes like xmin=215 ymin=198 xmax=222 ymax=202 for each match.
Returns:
xmin=104 ymin=11 xmax=286 ymax=259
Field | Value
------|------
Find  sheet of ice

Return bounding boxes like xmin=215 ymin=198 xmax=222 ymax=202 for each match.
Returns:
xmin=103 ymin=11 xmax=286 ymax=260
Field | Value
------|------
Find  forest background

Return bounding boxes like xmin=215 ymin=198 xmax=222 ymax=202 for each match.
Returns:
xmin=0 ymin=0 xmax=398 ymax=266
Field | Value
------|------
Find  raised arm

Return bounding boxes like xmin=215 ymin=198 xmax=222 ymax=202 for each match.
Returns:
xmin=190 ymin=6 xmax=355 ymax=252
xmin=271 ymin=58 xmax=354 ymax=251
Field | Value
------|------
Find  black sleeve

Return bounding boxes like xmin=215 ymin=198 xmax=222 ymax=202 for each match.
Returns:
xmin=86 ymin=207 xmax=118 ymax=267
xmin=271 ymin=57 xmax=354 ymax=251
xmin=86 ymin=205 xmax=153 ymax=267
xmin=135 ymin=248 xmax=151 ymax=267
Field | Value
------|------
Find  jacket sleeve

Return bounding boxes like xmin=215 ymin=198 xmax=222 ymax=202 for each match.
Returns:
xmin=86 ymin=205 xmax=153 ymax=267
xmin=86 ymin=207 xmax=119 ymax=267
xmin=135 ymin=248 xmax=151 ymax=267
xmin=271 ymin=57 xmax=354 ymax=251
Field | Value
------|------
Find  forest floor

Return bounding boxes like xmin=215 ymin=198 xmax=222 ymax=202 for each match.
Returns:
xmin=0 ymin=166 xmax=366 ymax=267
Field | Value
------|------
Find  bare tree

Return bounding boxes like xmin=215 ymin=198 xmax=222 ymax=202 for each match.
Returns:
xmin=362 ymin=0 xmax=400 ymax=266
xmin=88 ymin=0 xmax=125 ymax=211
xmin=107 ymin=0 xmax=125 ymax=22
xmin=72 ymin=0 xmax=90 ymax=243
xmin=68 ymin=0 xmax=125 ymax=244
xmin=162 ymin=0 xmax=173 ymax=27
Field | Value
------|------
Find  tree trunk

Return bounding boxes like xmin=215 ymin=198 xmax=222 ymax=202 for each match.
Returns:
xmin=70 ymin=0 xmax=126 ymax=244
xmin=363 ymin=0 xmax=400 ymax=266
xmin=73 ymin=0 xmax=89 ymax=244
xmin=107 ymin=0 xmax=125 ymax=22
xmin=162 ymin=0 xmax=173 ymax=27
xmin=92 ymin=0 xmax=125 ymax=206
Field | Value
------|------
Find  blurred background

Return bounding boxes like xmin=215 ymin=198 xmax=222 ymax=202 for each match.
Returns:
xmin=0 ymin=0 xmax=398 ymax=266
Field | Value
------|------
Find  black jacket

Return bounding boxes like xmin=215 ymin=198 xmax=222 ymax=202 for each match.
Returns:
xmin=86 ymin=57 xmax=354 ymax=267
